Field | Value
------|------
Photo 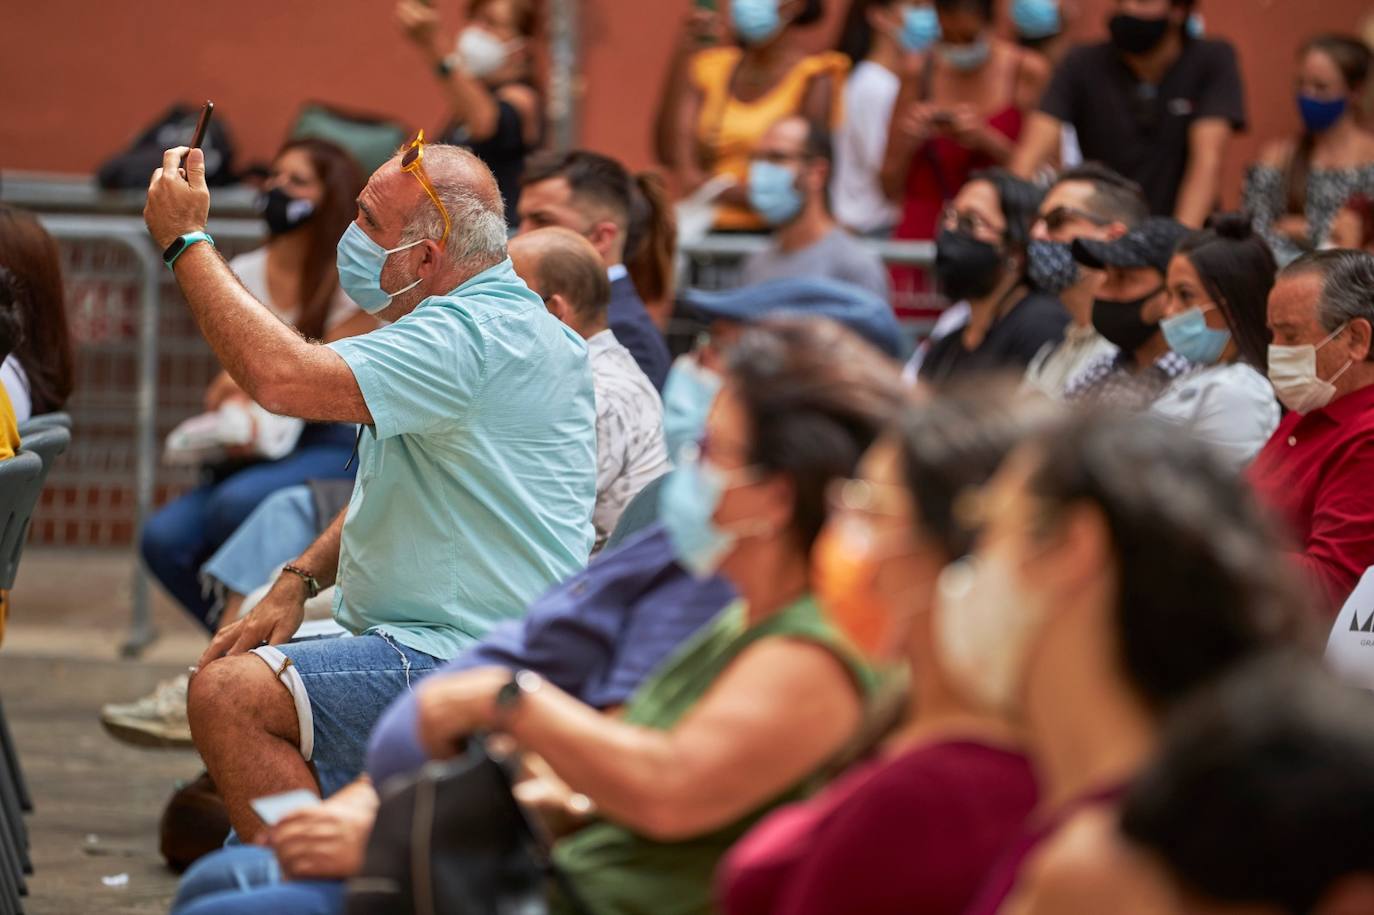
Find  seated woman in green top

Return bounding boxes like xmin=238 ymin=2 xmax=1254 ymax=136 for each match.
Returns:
xmin=412 ymin=316 xmax=906 ymax=914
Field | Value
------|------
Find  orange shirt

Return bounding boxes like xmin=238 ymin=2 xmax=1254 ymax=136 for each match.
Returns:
xmin=691 ymin=48 xmax=848 ymax=231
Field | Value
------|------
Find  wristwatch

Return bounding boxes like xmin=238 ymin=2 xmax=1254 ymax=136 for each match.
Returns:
xmin=281 ymin=563 xmax=321 ymax=599
xmin=162 ymin=230 xmax=215 ymax=269
xmin=492 ymin=669 xmax=542 ymax=731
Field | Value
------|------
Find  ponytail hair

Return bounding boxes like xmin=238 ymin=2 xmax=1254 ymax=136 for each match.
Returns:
xmin=625 ymin=171 xmax=678 ymax=307
xmin=1284 ymin=35 xmax=1373 ymax=217
xmin=1175 ymin=212 xmax=1277 ymax=374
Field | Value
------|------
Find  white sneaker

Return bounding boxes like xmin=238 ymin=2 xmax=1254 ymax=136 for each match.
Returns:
xmin=100 ymin=674 xmax=193 ymax=749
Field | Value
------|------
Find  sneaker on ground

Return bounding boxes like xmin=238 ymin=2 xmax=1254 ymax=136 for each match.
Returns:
xmin=100 ymin=673 xmax=193 ymax=749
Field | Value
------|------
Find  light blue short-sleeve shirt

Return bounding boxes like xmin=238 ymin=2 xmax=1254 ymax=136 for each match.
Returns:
xmin=327 ymin=258 xmax=597 ymax=660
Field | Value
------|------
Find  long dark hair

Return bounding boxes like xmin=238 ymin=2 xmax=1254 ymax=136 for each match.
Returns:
xmin=1284 ymin=35 xmax=1372 ymax=217
xmin=0 ymin=205 xmax=74 ymax=415
xmin=1023 ymin=412 xmax=1309 ymax=713
xmin=273 ymin=139 xmax=365 ymax=341
xmin=625 ymin=171 xmax=678 ymax=307
xmin=834 ymin=0 xmax=891 ymax=62
xmin=1174 ymin=212 xmax=1276 ymax=373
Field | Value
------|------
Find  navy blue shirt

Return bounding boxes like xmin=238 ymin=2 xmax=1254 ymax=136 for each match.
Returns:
xmin=365 ymin=523 xmax=736 ymax=785
xmin=608 ymin=275 xmax=671 ymax=391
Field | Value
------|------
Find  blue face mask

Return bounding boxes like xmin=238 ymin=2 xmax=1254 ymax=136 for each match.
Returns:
xmin=662 ymin=356 xmax=723 ymax=465
xmin=732 ymin=0 xmax=782 ymax=46
xmin=660 ymin=457 xmax=738 ymax=578
xmin=1161 ymin=305 xmax=1231 ymax=365
xmin=899 ymin=6 xmax=941 ymax=52
xmin=1012 ymin=0 xmax=1060 ymax=40
xmin=336 ymin=222 xmax=425 ymax=315
xmin=748 ymin=161 xmax=804 ymax=226
xmin=936 ymin=36 xmax=991 ymax=71
xmin=1298 ymin=95 xmax=1347 ymax=134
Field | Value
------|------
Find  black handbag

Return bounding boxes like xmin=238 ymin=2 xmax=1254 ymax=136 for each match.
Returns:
xmin=344 ymin=736 xmax=591 ymax=915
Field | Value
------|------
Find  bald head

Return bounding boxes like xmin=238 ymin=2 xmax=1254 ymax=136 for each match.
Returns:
xmin=509 ymin=227 xmax=610 ymax=337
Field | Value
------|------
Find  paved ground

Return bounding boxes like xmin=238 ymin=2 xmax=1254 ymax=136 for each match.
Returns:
xmin=2 ymin=548 xmax=207 ymax=915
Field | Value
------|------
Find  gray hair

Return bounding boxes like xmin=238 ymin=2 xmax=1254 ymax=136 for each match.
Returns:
xmin=397 ymin=145 xmax=508 ymax=273
xmin=1282 ymin=250 xmax=1374 ymax=358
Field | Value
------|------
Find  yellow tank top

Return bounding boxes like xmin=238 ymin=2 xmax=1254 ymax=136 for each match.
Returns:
xmin=0 ymin=385 xmax=20 ymax=463
xmin=691 ymin=48 xmax=849 ymax=231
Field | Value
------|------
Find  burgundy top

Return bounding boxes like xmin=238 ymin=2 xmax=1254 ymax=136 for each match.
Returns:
xmin=1248 ymin=384 xmax=1374 ymax=614
xmin=963 ymin=782 xmax=1129 ymax=915
xmin=716 ymin=739 xmax=1038 ymax=915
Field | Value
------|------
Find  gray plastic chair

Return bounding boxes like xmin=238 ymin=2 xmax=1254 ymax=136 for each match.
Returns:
xmin=0 ymin=427 xmax=69 ymax=592
xmin=604 ymin=473 xmax=668 ymax=553
xmin=16 ymin=411 xmax=71 ymax=438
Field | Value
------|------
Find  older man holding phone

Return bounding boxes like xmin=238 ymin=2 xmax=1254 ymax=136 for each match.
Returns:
xmin=143 ymin=136 xmax=597 ymax=841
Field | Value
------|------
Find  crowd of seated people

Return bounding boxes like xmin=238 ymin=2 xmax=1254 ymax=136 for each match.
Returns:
xmin=7 ymin=0 xmax=1370 ymax=913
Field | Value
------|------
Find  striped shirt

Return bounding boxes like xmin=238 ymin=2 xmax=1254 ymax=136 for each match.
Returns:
xmin=587 ymin=330 xmax=670 ymax=551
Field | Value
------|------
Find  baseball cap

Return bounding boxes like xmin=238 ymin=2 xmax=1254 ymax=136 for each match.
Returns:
xmin=1072 ymin=217 xmax=1190 ymax=274
xmin=679 ymin=277 xmax=903 ymax=358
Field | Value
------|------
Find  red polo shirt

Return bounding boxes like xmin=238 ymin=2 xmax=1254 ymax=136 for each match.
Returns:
xmin=1249 ymin=384 xmax=1374 ymax=615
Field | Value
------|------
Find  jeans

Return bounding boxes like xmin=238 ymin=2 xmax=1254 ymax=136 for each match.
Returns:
xmin=200 ymin=485 xmax=319 ymax=599
xmin=171 ymin=845 xmax=343 ymax=915
xmin=252 ymin=632 xmax=442 ymax=798
xmin=141 ymin=424 xmax=356 ymax=629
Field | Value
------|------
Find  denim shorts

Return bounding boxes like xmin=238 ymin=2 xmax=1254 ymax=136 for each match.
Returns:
xmin=250 ymin=632 xmax=440 ymax=797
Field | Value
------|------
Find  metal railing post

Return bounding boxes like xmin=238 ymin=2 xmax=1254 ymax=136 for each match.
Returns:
xmin=123 ymin=235 xmax=162 ymax=657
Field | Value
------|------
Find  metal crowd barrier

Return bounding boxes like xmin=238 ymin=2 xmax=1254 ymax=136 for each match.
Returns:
xmin=34 ymin=212 xmax=264 ymax=656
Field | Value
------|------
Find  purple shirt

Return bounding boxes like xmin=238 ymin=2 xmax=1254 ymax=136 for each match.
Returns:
xmin=365 ymin=523 xmax=736 ymax=785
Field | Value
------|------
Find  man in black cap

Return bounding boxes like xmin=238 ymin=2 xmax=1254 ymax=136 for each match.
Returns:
xmin=1063 ymin=216 xmax=1194 ymax=408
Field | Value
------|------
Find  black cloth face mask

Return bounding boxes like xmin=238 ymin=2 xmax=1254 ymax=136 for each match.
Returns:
xmin=1092 ymin=286 xmax=1165 ymax=353
xmin=258 ymin=187 xmax=317 ymax=236
xmin=935 ymin=228 xmax=1005 ymax=302
xmin=1109 ymin=13 xmax=1170 ymax=56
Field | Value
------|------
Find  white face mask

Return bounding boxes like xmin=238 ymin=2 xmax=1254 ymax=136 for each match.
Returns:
xmin=933 ymin=550 xmax=1047 ymax=714
xmin=455 ymin=26 xmax=519 ymax=78
xmin=1267 ymin=323 xmax=1352 ymax=415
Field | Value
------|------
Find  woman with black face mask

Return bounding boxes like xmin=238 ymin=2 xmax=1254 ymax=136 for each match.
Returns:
xmin=917 ymin=168 xmax=1069 ymax=383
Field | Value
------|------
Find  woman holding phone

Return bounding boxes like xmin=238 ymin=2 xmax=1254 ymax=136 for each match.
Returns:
xmin=881 ymin=0 xmax=1047 ymax=290
xmin=396 ymin=0 xmax=543 ymax=226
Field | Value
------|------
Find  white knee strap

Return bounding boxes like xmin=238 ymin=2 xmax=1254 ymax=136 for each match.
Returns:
xmin=250 ymin=645 xmax=315 ymax=761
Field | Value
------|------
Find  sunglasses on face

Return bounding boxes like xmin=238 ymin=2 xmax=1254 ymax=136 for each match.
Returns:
xmin=401 ymin=130 xmax=452 ymax=246
xmin=1036 ymin=205 xmax=1113 ymax=233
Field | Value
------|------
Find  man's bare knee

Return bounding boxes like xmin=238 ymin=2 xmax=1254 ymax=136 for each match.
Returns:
xmin=188 ymin=654 xmax=298 ymax=745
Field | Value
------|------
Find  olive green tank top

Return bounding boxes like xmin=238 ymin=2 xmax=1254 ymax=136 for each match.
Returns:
xmin=552 ymin=593 xmax=876 ymax=915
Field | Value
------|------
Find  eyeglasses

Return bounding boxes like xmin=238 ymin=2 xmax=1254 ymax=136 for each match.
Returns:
xmin=826 ymin=478 xmax=909 ymax=518
xmin=1037 ymin=205 xmax=1113 ymax=233
xmin=400 ymin=130 xmax=452 ymax=246
xmin=939 ymin=206 xmax=1001 ymax=238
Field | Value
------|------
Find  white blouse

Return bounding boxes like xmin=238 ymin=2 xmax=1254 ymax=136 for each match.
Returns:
xmin=1150 ymin=362 xmax=1280 ymax=471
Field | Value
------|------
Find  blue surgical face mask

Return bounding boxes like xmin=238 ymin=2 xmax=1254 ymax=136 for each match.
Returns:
xmin=936 ymin=35 xmax=991 ymax=71
xmin=1298 ymin=95 xmax=1347 ymax=134
xmin=1161 ymin=305 xmax=1231 ymax=365
xmin=660 ymin=451 xmax=765 ymax=578
xmin=748 ymin=160 xmax=804 ymax=226
xmin=732 ymin=0 xmax=782 ymax=46
xmin=662 ymin=356 xmax=723 ymax=465
xmin=1012 ymin=0 xmax=1061 ymax=40
xmin=899 ymin=6 xmax=941 ymax=53
xmin=337 ymin=222 xmax=425 ymax=315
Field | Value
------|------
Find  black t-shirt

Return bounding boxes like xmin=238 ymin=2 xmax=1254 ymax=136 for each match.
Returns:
xmin=1040 ymin=38 xmax=1246 ymax=216
xmin=919 ymin=290 xmax=1070 ymax=384
xmin=442 ymin=91 xmax=539 ymax=227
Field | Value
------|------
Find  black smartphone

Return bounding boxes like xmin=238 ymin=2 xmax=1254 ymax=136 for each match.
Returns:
xmin=179 ymin=101 xmax=214 ymax=175
xmin=189 ymin=100 xmax=214 ymax=150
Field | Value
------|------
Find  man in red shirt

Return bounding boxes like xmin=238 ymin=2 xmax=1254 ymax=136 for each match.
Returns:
xmin=1250 ymin=250 xmax=1374 ymax=615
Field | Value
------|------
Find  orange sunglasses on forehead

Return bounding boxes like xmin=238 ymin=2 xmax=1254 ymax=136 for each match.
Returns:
xmin=401 ymin=130 xmax=452 ymax=246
